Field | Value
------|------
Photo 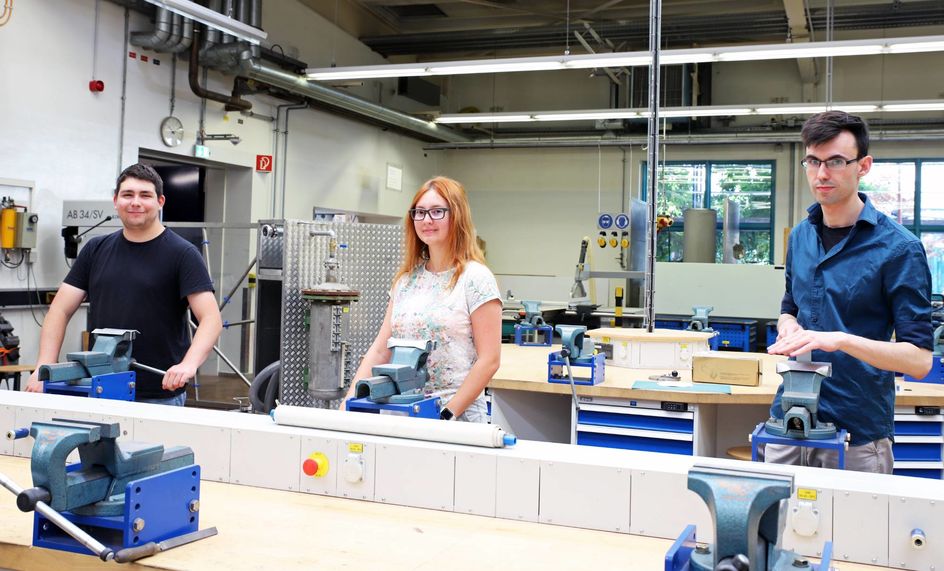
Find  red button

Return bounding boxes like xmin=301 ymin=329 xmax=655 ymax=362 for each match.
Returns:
xmin=302 ymin=458 xmax=319 ymax=476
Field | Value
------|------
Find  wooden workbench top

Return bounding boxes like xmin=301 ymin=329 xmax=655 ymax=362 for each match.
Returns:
xmin=491 ymin=344 xmax=944 ymax=406
xmin=0 ymin=456 xmax=875 ymax=571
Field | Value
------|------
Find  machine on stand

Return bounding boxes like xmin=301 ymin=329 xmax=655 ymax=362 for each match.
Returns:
xmin=38 ymin=329 xmax=169 ymax=402
xmin=346 ymin=339 xmax=442 ymax=419
xmin=514 ymin=300 xmax=553 ymax=347
xmin=665 ymin=465 xmax=833 ymax=571
xmin=1 ymin=419 xmax=215 ymax=562
xmin=752 ymin=360 xmax=849 ymax=468
xmin=301 ymin=229 xmax=360 ymax=403
xmin=548 ymin=324 xmax=604 ymax=386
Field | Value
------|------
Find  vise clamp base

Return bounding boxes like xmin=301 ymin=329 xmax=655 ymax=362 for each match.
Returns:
xmin=354 ymin=338 xmax=436 ymax=404
xmin=665 ymin=465 xmax=833 ymax=571
xmin=766 ymin=361 xmax=837 ymax=440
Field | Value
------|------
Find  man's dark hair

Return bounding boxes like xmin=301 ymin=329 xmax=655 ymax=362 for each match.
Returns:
xmin=115 ymin=163 xmax=164 ymax=197
xmin=801 ymin=110 xmax=870 ymax=158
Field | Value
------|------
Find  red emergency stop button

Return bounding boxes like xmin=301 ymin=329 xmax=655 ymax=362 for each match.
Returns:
xmin=301 ymin=452 xmax=329 ymax=477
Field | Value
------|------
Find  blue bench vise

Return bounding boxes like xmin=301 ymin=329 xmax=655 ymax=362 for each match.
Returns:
xmin=39 ymin=328 xmax=142 ymax=401
xmin=347 ymin=338 xmax=442 ymax=418
xmin=514 ymin=300 xmax=553 ymax=347
xmin=765 ymin=361 xmax=837 ymax=440
xmin=3 ymin=419 xmax=205 ymax=560
xmin=665 ymin=465 xmax=832 ymax=571
xmin=548 ymin=324 xmax=604 ymax=386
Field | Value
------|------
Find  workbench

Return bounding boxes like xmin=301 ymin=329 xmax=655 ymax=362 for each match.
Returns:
xmin=0 ymin=456 xmax=875 ymax=571
xmin=489 ymin=344 xmax=944 ymax=476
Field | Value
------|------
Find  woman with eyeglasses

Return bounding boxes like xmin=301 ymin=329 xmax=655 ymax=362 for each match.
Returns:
xmin=344 ymin=176 xmax=501 ymax=422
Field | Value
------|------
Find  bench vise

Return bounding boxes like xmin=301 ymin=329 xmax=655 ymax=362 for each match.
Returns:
xmin=347 ymin=339 xmax=442 ymax=418
xmin=3 ymin=419 xmax=203 ymax=559
xmin=548 ymin=324 xmax=605 ymax=385
xmin=514 ymin=300 xmax=553 ymax=347
xmin=39 ymin=328 xmax=140 ymax=401
xmin=665 ymin=466 xmax=832 ymax=571
xmin=765 ymin=361 xmax=837 ymax=440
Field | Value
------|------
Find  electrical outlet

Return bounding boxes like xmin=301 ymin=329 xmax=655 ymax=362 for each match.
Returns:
xmin=26 ymin=249 xmax=36 ymax=266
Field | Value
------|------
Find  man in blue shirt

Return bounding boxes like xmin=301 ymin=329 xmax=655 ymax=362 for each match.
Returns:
xmin=767 ymin=110 xmax=933 ymax=473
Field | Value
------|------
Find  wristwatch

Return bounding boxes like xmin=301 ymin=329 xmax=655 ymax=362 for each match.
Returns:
xmin=440 ymin=407 xmax=455 ymax=421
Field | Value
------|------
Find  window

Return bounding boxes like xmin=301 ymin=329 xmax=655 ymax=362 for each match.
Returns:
xmin=860 ymin=159 xmax=944 ymax=294
xmin=643 ymin=161 xmax=775 ymax=264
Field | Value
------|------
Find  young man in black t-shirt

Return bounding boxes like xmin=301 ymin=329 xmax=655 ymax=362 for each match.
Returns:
xmin=25 ymin=164 xmax=223 ymax=405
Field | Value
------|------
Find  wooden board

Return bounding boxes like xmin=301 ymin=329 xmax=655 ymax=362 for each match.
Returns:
xmin=0 ymin=456 xmax=876 ymax=570
xmin=491 ymin=344 xmax=944 ymax=406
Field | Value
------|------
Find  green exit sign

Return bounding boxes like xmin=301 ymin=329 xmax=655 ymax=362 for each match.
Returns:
xmin=193 ymin=144 xmax=211 ymax=159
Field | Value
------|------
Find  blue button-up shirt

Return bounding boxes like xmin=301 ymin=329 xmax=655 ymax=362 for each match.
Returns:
xmin=774 ymin=193 xmax=933 ymax=445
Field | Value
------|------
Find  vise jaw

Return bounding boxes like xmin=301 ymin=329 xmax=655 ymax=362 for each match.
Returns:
xmin=39 ymin=328 xmax=137 ymax=384
xmin=24 ymin=419 xmax=193 ymax=516
xmin=766 ymin=361 xmax=837 ymax=440
xmin=354 ymin=338 xmax=437 ymax=404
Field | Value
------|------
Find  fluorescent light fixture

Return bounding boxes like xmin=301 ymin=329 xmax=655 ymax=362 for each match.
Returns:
xmin=881 ymin=102 xmax=944 ymax=111
xmin=435 ymin=99 xmax=944 ymax=124
xmin=306 ymin=34 xmax=944 ymax=81
xmin=143 ymin=0 xmax=267 ymax=45
xmin=434 ymin=114 xmax=535 ymax=124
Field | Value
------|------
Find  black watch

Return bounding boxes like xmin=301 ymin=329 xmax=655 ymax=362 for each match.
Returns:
xmin=439 ymin=407 xmax=454 ymax=421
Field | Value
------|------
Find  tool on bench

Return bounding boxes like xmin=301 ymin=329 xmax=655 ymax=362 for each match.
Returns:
xmin=548 ymin=324 xmax=604 ymax=386
xmin=38 ymin=328 xmax=168 ymax=401
xmin=665 ymin=465 xmax=833 ymax=571
xmin=765 ymin=361 xmax=837 ymax=440
xmin=346 ymin=338 xmax=443 ymax=418
xmin=2 ymin=419 xmax=214 ymax=562
xmin=514 ymin=300 xmax=553 ymax=347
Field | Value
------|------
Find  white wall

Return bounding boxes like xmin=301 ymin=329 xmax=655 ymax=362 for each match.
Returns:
xmin=0 ymin=1 xmax=440 ymax=369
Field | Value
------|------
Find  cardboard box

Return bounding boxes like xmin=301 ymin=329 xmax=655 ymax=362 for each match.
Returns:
xmin=693 ymin=352 xmax=760 ymax=386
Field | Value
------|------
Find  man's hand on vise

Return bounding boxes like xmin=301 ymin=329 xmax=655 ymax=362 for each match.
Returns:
xmin=162 ymin=362 xmax=196 ymax=391
xmin=768 ymin=329 xmax=847 ymax=357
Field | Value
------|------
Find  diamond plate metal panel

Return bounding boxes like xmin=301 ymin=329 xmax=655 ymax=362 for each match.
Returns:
xmin=257 ymin=219 xmax=284 ymax=274
xmin=279 ymin=220 xmax=403 ymax=407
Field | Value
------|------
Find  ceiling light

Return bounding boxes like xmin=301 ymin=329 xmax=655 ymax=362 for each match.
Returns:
xmin=142 ymin=0 xmax=267 ymax=45
xmin=306 ymin=35 xmax=944 ymax=81
xmin=435 ymin=99 xmax=944 ymax=124
xmin=881 ymin=102 xmax=944 ymax=112
xmin=434 ymin=114 xmax=535 ymax=124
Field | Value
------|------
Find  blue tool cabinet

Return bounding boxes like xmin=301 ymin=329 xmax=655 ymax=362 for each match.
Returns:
xmin=655 ymin=314 xmax=757 ymax=352
xmin=572 ymin=396 xmax=713 ymax=457
xmin=892 ymin=406 xmax=944 ymax=479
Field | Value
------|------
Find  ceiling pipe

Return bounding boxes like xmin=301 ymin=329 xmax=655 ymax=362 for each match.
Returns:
xmin=237 ymin=53 xmax=469 ymax=143
xmin=129 ymin=7 xmax=171 ymax=49
xmin=159 ymin=14 xmax=182 ymax=52
xmin=169 ymin=17 xmax=194 ymax=54
xmin=200 ymin=0 xmax=222 ymax=57
xmin=189 ymin=28 xmax=252 ymax=112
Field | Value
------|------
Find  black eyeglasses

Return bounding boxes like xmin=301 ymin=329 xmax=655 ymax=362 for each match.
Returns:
xmin=409 ymin=207 xmax=450 ymax=221
xmin=801 ymin=157 xmax=861 ymax=171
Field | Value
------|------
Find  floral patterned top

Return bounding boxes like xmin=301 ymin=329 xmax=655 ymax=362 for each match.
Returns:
xmin=390 ymin=261 xmax=500 ymax=422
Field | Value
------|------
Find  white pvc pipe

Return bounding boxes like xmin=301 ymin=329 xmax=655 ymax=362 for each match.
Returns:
xmin=272 ymin=406 xmax=517 ymax=448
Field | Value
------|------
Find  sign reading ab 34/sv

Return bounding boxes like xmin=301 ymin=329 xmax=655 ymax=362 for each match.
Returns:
xmin=61 ymin=200 xmax=122 ymax=227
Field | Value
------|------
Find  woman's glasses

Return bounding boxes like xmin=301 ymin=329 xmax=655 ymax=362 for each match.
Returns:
xmin=409 ymin=207 xmax=450 ymax=221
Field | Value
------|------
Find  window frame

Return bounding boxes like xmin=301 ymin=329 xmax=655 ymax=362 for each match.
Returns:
xmin=641 ymin=159 xmax=777 ymax=264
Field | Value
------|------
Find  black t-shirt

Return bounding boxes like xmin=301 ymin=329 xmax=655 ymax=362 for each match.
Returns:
xmin=819 ymin=223 xmax=854 ymax=253
xmin=64 ymin=229 xmax=214 ymax=399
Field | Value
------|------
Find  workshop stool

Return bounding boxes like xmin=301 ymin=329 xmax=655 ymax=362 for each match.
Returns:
xmin=726 ymin=445 xmax=753 ymax=461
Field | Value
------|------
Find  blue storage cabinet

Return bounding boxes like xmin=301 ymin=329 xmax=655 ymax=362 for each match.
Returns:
xmin=655 ymin=314 xmax=757 ymax=352
xmin=766 ymin=322 xmax=778 ymax=348
xmin=572 ymin=396 xmax=713 ymax=457
xmin=892 ymin=406 xmax=943 ymax=479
